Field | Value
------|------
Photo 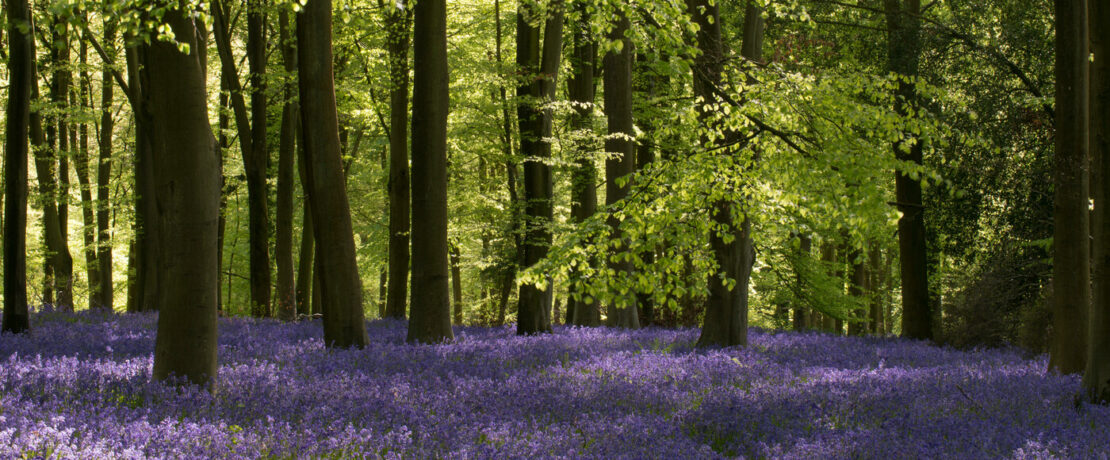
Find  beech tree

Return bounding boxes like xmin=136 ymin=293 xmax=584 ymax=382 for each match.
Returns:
xmin=1085 ymin=0 xmax=1108 ymax=399
xmin=298 ymin=0 xmax=370 ymax=347
xmin=566 ymin=0 xmax=600 ymax=327
xmin=385 ymin=1 xmax=412 ymax=320
xmin=408 ymin=0 xmax=453 ymax=343
xmin=275 ymin=10 xmax=298 ymax=321
xmin=145 ymin=4 xmax=222 ymax=386
xmin=3 ymin=0 xmax=33 ymax=334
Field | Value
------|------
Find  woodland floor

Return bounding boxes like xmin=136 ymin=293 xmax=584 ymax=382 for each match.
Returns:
xmin=0 ymin=310 xmax=1107 ymax=459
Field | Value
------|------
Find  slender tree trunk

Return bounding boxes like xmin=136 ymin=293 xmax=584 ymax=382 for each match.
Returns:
xmin=295 ymin=120 xmax=314 ymax=317
xmin=146 ymin=9 xmax=221 ymax=387
xmin=127 ymin=42 xmax=160 ymax=313
xmin=3 ymin=0 xmax=33 ymax=333
xmin=603 ymin=9 xmax=640 ymax=329
xmin=385 ymin=2 xmax=412 ymax=319
xmin=885 ymin=0 xmax=932 ymax=341
xmin=793 ymin=234 xmax=812 ymax=331
xmin=692 ymin=1 xmax=762 ymax=347
xmin=868 ymin=246 xmax=883 ymax=334
xmin=451 ymin=242 xmax=464 ymax=324
xmin=847 ymin=245 xmax=868 ymax=336
xmin=567 ymin=0 xmax=599 ymax=327
xmin=76 ymin=32 xmax=102 ymax=310
xmin=1086 ymin=0 xmax=1110 ymax=401
xmin=1048 ymin=0 xmax=1090 ymax=374
xmin=30 ymin=80 xmax=75 ymax=312
xmin=408 ymin=0 xmax=454 ymax=343
xmin=216 ymin=74 xmax=231 ymax=315
xmin=275 ymin=11 xmax=298 ymax=321
xmin=634 ymin=52 xmax=660 ymax=326
xmin=298 ymin=0 xmax=370 ymax=347
xmin=96 ymin=18 xmax=117 ymax=311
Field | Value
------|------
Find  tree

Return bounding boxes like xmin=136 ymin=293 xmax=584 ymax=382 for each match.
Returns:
xmin=1087 ymin=0 xmax=1110 ymax=401
xmin=385 ymin=1 xmax=412 ymax=320
xmin=885 ymin=0 xmax=933 ymax=341
xmin=1048 ymin=0 xmax=1089 ymax=374
xmin=516 ymin=0 xmax=565 ymax=335
xmin=567 ymin=0 xmax=600 ymax=327
xmin=3 ymin=0 xmax=33 ymax=334
xmin=691 ymin=1 xmax=763 ymax=348
xmin=212 ymin=0 xmax=272 ymax=318
xmin=298 ymin=0 xmax=370 ymax=348
xmin=96 ymin=15 xmax=117 ymax=311
xmin=408 ymin=0 xmax=453 ymax=343
xmin=275 ymin=9 xmax=298 ymax=321
xmin=146 ymin=4 xmax=222 ymax=386
xmin=603 ymin=8 xmax=639 ymax=329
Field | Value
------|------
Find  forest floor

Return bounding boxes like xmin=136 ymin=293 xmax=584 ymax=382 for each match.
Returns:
xmin=0 ymin=310 xmax=1107 ymax=459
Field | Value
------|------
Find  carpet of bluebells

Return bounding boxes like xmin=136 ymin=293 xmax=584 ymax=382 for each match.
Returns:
xmin=1 ymin=311 xmax=1109 ymax=459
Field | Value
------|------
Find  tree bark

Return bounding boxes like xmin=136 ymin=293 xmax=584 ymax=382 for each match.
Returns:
xmin=885 ymin=0 xmax=932 ymax=341
xmin=96 ymin=18 xmax=117 ymax=311
xmin=408 ymin=0 xmax=454 ymax=343
xmin=603 ymin=9 xmax=640 ymax=329
xmin=1047 ymin=0 xmax=1090 ymax=374
xmin=76 ymin=32 xmax=102 ymax=310
xmin=516 ymin=0 xmax=564 ymax=335
xmin=693 ymin=1 xmax=762 ymax=347
xmin=298 ymin=0 xmax=370 ymax=347
xmin=146 ymin=8 xmax=221 ymax=387
xmin=295 ymin=118 xmax=314 ymax=317
xmin=30 ymin=80 xmax=75 ymax=312
xmin=275 ymin=10 xmax=298 ymax=322
xmin=847 ymin=245 xmax=868 ymax=336
xmin=567 ymin=0 xmax=600 ymax=327
xmin=1086 ymin=0 xmax=1110 ymax=401
xmin=126 ymin=42 xmax=161 ymax=313
xmin=793 ymin=234 xmax=812 ymax=331
xmin=3 ymin=0 xmax=33 ymax=333
xmin=451 ymin=242 xmax=464 ymax=324
xmin=385 ymin=2 xmax=412 ymax=320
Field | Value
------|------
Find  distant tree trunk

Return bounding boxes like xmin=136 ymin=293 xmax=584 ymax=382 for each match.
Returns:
xmin=1086 ymin=0 xmax=1110 ymax=401
xmin=847 ymin=245 xmax=868 ymax=336
xmin=693 ymin=1 xmax=762 ymax=347
xmin=516 ymin=0 xmax=564 ymax=335
xmin=96 ymin=18 xmax=117 ymax=311
xmin=378 ymin=269 xmax=387 ymax=317
xmin=567 ymin=0 xmax=599 ymax=327
xmin=76 ymin=32 xmax=102 ymax=310
xmin=451 ymin=242 xmax=464 ymax=324
xmin=793 ymin=234 xmax=812 ymax=331
xmin=216 ymin=74 xmax=230 ymax=315
xmin=868 ymin=246 xmax=883 ymax=334
xmin=408 ymin=0 xmax=454 ymax=343
xmin=603 ymin=9 xmax=639 ymax=329
xmin=212 ymin=0 xmax=272 ymax=318
xmin=295 ymin=121 xmax=314 ymax=317
xmin=298 ymin=0 xmax=370 ymax=347
xmin=884 ymin=0 xmax=932 ymax=341
xmin=146 ymin=8 xmax=221 ymax=387
xmin=2 ymin=0 xmax=33 ymax=333
xmin=1047 ymin=0 xmax=1090 ymax=374
xmin=634 ymin=53 xmax=659 ymax=327
xmin=275 ymin=10 xmax=298 ymax=321
xmin=385 ymin=2 xmax=412 ymax=320
xmin=30 ymin=81 xmax=75 ymax=312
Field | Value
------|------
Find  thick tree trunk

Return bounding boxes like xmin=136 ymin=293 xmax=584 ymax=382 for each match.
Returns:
xmin=385 ymin=3 xmax=412 ymax=320
xmin=3 ymin=0 xmax=33 ymax=333
xmin=96 ymin=19 xmax=117 ymax=311
xmin=275 ymin=11 xmax=298 ymax=322
xmin=567 ymin=0 xmax=600 ymax=327
xmin=408 ymin=0 xmax=454 ymax=343
xmin=1048 ymin=0 xmax=1090 ymax=374
xmin=146 ymin=9 xmax=221 ymax=387
xmin=298 ymin=0 xmax=369 ymax=347
xmin=603 ymin=10 xmax=640 ymax=329
xmin=516 ymin=0 xmax=564 ymax=335
xmin=1086 ymin=0 xmax=1110 ymax=401
xmin=885 ymin=0 xmax=932 ymax=341
xmin=126 ymin=43 xmax=161 ymax=313
xmin=693 ymin=1 xmax=762 ymax=347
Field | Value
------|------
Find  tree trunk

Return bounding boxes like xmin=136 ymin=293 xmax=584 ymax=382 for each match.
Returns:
xmin=1047 ymin=0 xmax=1090 ymax=374
xmin=96 ymin=18 xmax=117 ymax=311
xmin=793 ymin=234 xmax=812 ymax=331
xmin=3 ymin=0 xmax=32 ymax=333
xmin=213 ymin=0 xmax=272 ymax=318
xmin=145 ymin=9 xmax=221 ymax=387
xmin=847 ymin=245 xmax=868 ymax=336
xmin=693 ymin=1 xmax=762 ymax=347
xmin=30 ymin=80 xmax=76 ymax=312
xmin=76 ymin=33 xmax=102 ymax=310
xmin=1086 ymin=0 xmax=1110 ymax=401
xmin=567 ymin=0 xmax=599 ymax=327
xmin=868 ymin=246 xmax=883 ymax=334
xmin=274 ymin=11 xmax=298 ymax=322
xmin=885 ymin=0 xmax=932 ymax=341
xmin=603 ymin=9 xmax=639 ymax=329
xmin=126 ymin=43 xmax=160 ymax=313
xmin=635 ymin=53 xmax=658 ymax=327
xmin=298 ymin=0 xmax=370 ymax=347
xmin=385 ymin=3 xmax=412 ymax=320
xmin=295 ymin=119 xmax=314 ymax=317
xmin=408 ymin=0 xmax=454 ymax=343
xmin=451 ymin=242 xmax=464 ymax=324
xmin=516 ymin=0 xmax=564 ymax=335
